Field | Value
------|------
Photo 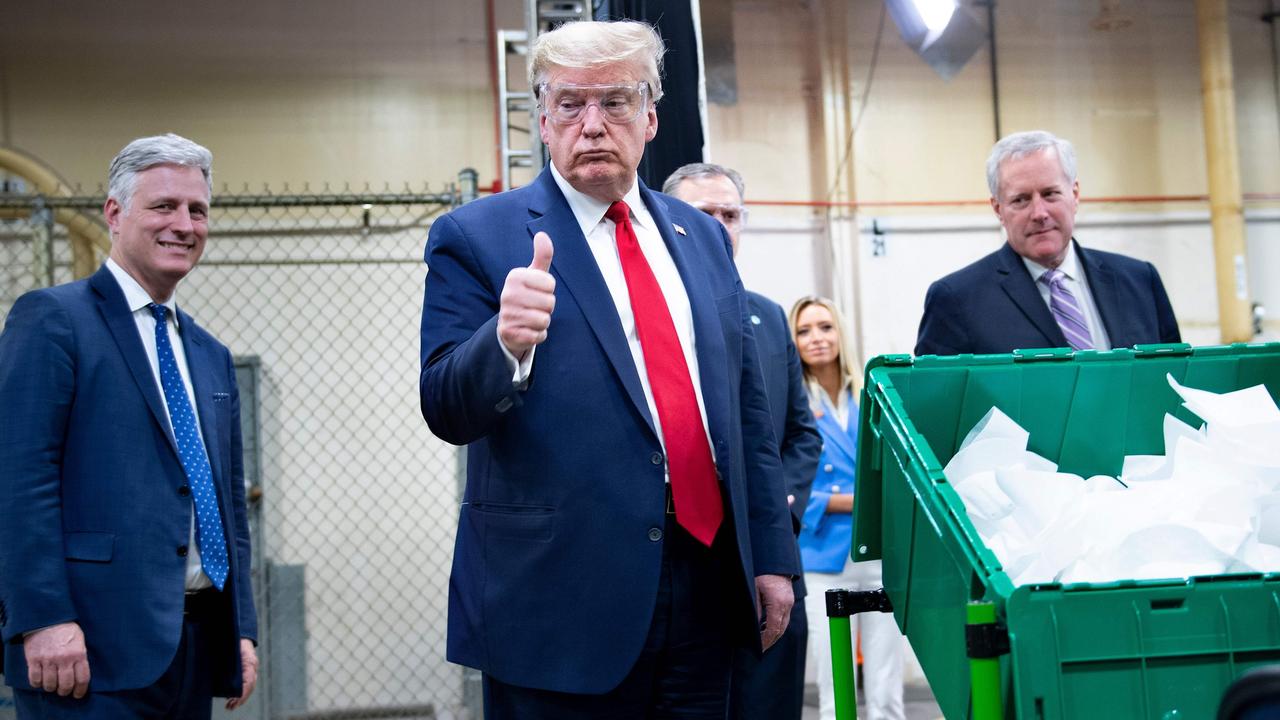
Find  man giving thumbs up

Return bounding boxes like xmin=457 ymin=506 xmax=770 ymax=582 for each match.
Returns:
xmin=419 ymin=19 xmax=797 ymax=719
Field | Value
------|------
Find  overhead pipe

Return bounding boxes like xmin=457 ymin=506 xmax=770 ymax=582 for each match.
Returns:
xmin=1196 ymin=0 xmax=1254 ymax=342
xmin=745 ymin=192 xmax=1280 ymax=210
xmin=981 ymin=0 xmax=1002 ymax=142
xmin=1266 ymin=1 xmax=1280 ymax=153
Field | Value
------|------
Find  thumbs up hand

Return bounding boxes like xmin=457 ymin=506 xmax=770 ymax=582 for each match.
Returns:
xmin=499 ymin=232 xmax=556 ymax=359
xmin=528 ymin=231 xmax=553 ymax=272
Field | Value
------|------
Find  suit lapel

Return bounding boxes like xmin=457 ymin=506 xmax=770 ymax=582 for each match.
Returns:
xmin=178 ymin=310 xmax=226 ymax=487
xmin=1077 ymin=243 xmax=1122 ymax=346
xmin=526 ymin=170 xmax=657 ymax=436
xmin=816 ymin=401 xmax=857 ymax=462
xmin=642 ymin=186 xmax=732 ymax=456
xmin=91 ymin=268 xmax=181 ymax=458
xmin=995 ymin=243 xmax=1066 ymax=347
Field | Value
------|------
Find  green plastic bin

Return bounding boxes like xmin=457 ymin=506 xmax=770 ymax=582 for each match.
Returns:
xmin=853 ymin=343 xmax=1280 ymax=720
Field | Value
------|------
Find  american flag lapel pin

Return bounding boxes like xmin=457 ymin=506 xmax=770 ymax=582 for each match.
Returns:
xmin=673 ymin=223 xmax=687 ymax=236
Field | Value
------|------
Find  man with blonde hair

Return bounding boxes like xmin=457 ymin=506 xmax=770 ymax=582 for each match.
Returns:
xmin=420 ymin=20 xmax=798 ymax=718
xmin=915 ymin=129 xmax=1180 ymax=356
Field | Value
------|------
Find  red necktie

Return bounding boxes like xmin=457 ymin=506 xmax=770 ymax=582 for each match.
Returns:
xmin=606 ymin=201 xmax=723 ymax=546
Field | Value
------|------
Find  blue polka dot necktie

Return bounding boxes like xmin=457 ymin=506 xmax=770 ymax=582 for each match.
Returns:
xmin=149 ymin=303 xmax=229 ymax=590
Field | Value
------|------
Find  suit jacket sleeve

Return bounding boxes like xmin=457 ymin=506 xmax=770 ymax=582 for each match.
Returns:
xmin=736 ymin=291 xmax=801 ymax=579
xmin=771 ymin=302 xmax=821 ymax=533
xmin=224 ymin=349 xmax=258 ymax=642
xmin=0 ymin=291 xmax=79 ymax=642
xmin=419 ymin=213 xmax=527 ymax=445
xmin=915 ymin=279 xmax=969 ymax=356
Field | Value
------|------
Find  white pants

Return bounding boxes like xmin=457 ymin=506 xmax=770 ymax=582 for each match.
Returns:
xmin=804 ymin=558 xmax=905 ymax=720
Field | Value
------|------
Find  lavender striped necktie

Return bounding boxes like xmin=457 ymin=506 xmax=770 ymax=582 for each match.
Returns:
xmin=1039 ymin=269 xmax=1094 ymax=351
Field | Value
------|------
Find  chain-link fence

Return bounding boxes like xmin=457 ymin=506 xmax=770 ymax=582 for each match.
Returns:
xmin=0 ymin=177 xmax=481 ymax=719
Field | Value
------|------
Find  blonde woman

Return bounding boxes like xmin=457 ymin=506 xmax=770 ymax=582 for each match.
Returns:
xmin=790 ymin=296 xmax=904 ymax=720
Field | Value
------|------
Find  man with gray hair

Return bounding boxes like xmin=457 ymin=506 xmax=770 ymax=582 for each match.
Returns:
xmin=421 ymin=20 xmax=798 ymax=718
xmin=664 ymin=162 xmax=820 ymax=720
xmin=0 ymin=133 xmax=258 ymax=717
xmin=915 ymin=129 xmax=1180 ymax=356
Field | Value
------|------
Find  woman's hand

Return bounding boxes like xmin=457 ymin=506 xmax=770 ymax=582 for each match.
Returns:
xmin=825 ymin=493 xmax=854 ymax=515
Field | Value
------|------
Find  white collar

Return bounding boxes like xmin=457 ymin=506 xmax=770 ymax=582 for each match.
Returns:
xmin=1022 ymin=240 xmax=1083 ymax=283
xmin=549 ymin=161 xmax=651 ymax=237
xmin=105 ymin=258 xmax=179 ymax=326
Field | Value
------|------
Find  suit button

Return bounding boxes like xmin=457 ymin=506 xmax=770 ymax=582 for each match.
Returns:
xmin=178 ymin=485 xmax=191 ymax=497
xmin=647 ymin=527 xmax=663 ymax=542
xmin=831 ymin=485 xmax=840 ymax=493
xmin=177 ymin=545 xmax=189 ymax=557
xmin=650 ymin=452 xmax=664 ymax=466
xmin=824 ymin=463 xmax=834 ymax=472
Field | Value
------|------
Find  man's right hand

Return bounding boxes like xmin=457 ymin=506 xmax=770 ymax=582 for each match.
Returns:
xmin=498 ymin=231 xmax=556 ymax=359
xmin=24 ymin=621 xmax=90 ymax=698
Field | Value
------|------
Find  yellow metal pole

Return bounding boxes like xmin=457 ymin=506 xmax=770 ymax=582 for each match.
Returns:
xmin=0 ymin=146 xmax=109 ymax=280
xmin=69 ymin=229 xmax=99 ymax=279
xmin=1196 ymin=0 xmax=1253 ymax=343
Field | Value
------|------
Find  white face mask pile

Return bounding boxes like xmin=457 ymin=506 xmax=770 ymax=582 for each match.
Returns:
xmin=945 ymin=373 xmax=1280 ymax=586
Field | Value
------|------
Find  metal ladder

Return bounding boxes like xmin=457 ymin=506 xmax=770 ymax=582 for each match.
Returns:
xmin=496 ymin=0 xmax=592 ymax=191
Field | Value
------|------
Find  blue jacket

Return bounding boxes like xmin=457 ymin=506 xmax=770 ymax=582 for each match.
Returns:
xmin=799 ymin=390 xmax=859 ymax=574
xmin=0 ymin=267 xmax=257 ymax=694
xmin=419 ymin=168 xmax=798 ymax=694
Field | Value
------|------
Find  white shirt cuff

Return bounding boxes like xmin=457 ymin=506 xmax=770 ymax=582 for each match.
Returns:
xmin=497 ymin=326 xmax=535 ymax=385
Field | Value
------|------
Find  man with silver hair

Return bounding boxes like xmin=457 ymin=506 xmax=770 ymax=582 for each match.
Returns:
xmin=0 ymin=133 xmax=258 ymax=717
xmin=664 ymin=162 xmax=820 ymax=720
xmin=915 ymin=129 xmax=1180 ymax=355
xmin=421 ymin=20 xmax=798 ymax=718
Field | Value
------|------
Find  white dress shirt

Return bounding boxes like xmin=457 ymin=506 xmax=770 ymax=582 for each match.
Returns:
xmin=807 ymin=380 xmax=852 ymax=432
xmin=1021 ymin=243 xmax=1112 ymax=351
xmin=526 ymin=163 xmax=715 ymax=468
xmin=106 ymin=259 xmax=213 ymax=591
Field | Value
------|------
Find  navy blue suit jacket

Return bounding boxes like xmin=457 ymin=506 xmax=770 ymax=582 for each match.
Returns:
xmin=915 ymin=241 xmax=1181 ymax=356
xmin=419 ymin=169 xmax=798 ymax=694
xmin=0 ymin=267 xmax=256 ymax=695
xmin=745 ymin=292 xmax=821 ymax=545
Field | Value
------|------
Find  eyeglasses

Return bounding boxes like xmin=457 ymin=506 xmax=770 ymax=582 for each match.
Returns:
xmin=689 ymin=201 xmax=749 ymax=227
xmin=538 ymin=82 xmax=651 ymax=125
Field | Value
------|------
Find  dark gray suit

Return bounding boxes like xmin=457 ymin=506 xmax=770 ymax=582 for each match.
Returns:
xmin=915 ymin=241 xmax=1181 ymax=356
xmin=729 ymin=291 xmax=822 ymax=720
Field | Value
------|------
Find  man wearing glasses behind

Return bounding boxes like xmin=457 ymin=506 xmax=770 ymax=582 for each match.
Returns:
xmin=419 ymin=20 xmax=798 ymax=719
xmin=665 ymin=163 xmax=821 ymax=720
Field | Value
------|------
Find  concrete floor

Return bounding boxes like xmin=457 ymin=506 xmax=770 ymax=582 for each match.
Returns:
xmin=801 ymin=679 xmax=943 ymax=720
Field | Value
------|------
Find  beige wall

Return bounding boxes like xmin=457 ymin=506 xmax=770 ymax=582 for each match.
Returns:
xmin=702 ymin=0 xmax=1280 ymax=205
xmin=1 ymin=0 xmax=506 ymax=190
xmin=4 ymin=1 xmax=1277 ymax=205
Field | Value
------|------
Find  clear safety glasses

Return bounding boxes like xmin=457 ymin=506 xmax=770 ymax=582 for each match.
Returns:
xmin=538 ymin=82 xmax=651 ymax=125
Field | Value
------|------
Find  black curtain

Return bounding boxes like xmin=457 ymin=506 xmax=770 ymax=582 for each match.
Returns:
xmin=596 ymin=0 xmax=705 ymax=191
